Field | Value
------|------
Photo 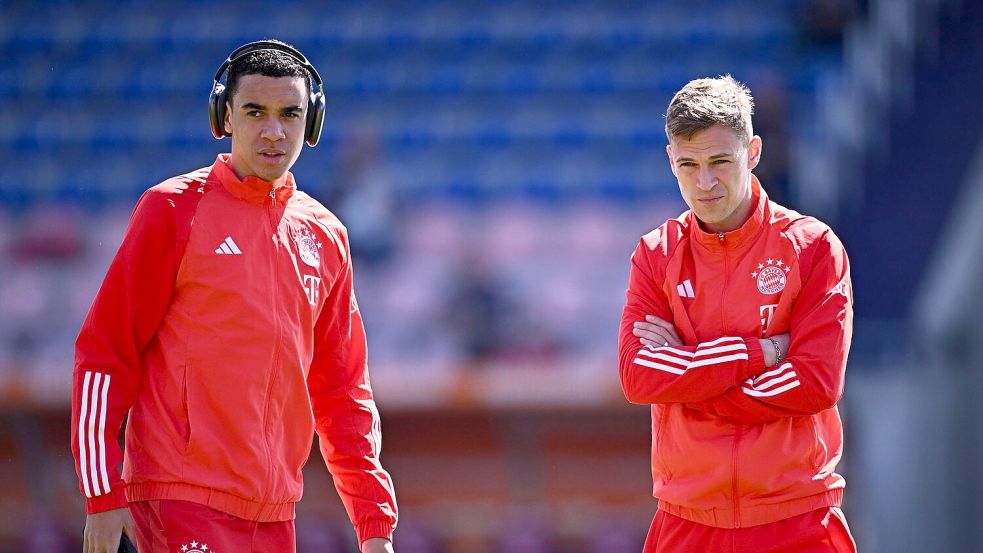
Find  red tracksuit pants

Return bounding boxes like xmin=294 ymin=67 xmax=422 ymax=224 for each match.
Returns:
xmin=129 ymin=500 xmax=296 ymax=553
xmin=644 ymin=507 xmax=857 ymax=553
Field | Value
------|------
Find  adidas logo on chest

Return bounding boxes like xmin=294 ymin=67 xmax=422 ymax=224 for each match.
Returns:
xmin=214 ymin=236 xmax=242 ymax=255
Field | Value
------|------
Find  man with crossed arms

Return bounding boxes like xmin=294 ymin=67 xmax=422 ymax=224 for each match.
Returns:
xmin=619 ymin=75 xmax=857 ymax=552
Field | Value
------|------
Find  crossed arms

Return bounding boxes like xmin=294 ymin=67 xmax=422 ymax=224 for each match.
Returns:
xmin=617 ymin=232 xmax=853 ymax=424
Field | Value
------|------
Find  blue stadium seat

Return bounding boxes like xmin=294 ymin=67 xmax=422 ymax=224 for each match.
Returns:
xmin=0 ymin=0 xmax=817 ymax=207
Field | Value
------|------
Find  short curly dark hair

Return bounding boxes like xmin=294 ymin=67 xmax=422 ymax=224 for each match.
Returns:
xmin=225 ymin=39 xmax=311 ymax=105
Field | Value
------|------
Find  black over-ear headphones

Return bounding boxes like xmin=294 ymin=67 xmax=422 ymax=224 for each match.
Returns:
xmin=208 ymin=40 xmax=326 ymax=147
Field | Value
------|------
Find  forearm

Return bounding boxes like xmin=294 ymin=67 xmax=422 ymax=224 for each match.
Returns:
xmin=619 ymin=334 xmax=768 ymax=404
xmin=314 ymin=395 xmax=397 ymax=544
xmin=688 ymin=336 xmax=849 ymax=423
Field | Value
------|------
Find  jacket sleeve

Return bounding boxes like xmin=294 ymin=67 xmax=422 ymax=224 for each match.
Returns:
xmin=687 ymin=230 xmax=853 ymax=424
xmin=307 ymin=230 xmax=398 ymax=545
xmin=619 ymin=239 xmax=767 ymax=405
xmin=71 ymin=190 xmax=183 ymax=513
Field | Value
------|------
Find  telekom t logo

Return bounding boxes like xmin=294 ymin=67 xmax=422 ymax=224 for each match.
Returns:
xmin=303 ymin=275 xmax=321 ymax=306
xmin=759 ymin=303 xmax=779 ymax=332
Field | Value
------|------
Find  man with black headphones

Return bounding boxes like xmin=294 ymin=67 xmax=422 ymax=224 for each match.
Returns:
xmin=71 ymin=40 xmax=398 ymax=553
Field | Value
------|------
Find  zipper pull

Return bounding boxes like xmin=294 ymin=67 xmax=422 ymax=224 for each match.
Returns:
xmin=718 ymin=232 xmax=725 ymax=243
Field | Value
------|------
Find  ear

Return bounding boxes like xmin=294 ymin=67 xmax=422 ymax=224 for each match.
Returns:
xmin=666 ymin=144 xmax=677 ymax=177
xmin=224 ymin=100 xmax=233 ymax=135
xmin=747 ymin=135 xmax=762 ymax=170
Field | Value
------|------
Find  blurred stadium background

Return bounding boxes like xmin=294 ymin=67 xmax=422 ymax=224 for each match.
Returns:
xmin=1 ymin=0 xmax=982 ymax=551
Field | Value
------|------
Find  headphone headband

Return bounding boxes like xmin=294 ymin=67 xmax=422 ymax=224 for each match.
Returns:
xmin=212 ymin=40 xmax=323 ymax=90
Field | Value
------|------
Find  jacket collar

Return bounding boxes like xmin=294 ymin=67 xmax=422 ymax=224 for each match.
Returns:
xmin=689 ymin=174 xmax=769 ymax=251
xmin=211 ymin=154 xmax=296 ymax=206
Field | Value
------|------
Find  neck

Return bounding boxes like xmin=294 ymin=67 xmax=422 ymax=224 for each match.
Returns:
xmin=226 ymin=153 xmax=285 ymax=184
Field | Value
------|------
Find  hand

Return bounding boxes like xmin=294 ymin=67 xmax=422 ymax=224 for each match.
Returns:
xmin=760 ymin=332 xmax=790 ymax=367
xmin=361 ymin=537 xmax=395 ymax=553
xmin=84 ymin=507 xmax=136 ymax=553
xmin=633 ymin=315 xmax=682 ymax=348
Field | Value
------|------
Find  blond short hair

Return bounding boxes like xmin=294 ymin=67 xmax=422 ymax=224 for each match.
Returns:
xmin=665 ymin=75 xmax=754 ymax=144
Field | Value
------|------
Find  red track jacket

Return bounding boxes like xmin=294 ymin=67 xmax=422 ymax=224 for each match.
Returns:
xmin=619 ymin=177 xmax=852 ymax=528
xmin=70 ymin=155 xmax=397 ymax=543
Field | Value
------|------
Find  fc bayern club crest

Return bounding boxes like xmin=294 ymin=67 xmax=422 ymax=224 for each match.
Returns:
xmin=294 ymin=227 xmax=323 ymax=268
xmin=751 ymin=258 xmax=790 ymax=295
xmin=177 ymin=540 xmax=212 ymax=553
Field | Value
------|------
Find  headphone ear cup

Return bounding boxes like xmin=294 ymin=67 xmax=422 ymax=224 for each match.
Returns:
xmin=209 ymin=83 xmax=229 ymax=139
xmin=305 ymin=91 xmax=326 ymax=147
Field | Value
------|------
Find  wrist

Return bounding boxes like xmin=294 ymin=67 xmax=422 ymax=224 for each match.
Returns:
xmin=742 ymin=338 xmax=768 ymax=379
xmin=361 ymin=537 xmax=393 ymax=553
xmin=85 ymin=488 xmax=129 ymax=514
xmin=767 ymin=337 xmax=784 ymax=366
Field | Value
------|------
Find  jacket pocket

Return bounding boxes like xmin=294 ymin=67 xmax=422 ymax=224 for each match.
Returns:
xmin=810 ymin=415 xmax=830 ymax=472
xmin=181 ymin=364 xmax=195 ymax=455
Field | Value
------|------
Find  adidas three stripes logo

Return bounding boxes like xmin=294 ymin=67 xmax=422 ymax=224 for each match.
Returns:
xmin=676 ymin=279 xmax=695 ymax=298
xmin=215 ymin=236 xmax=242 ymax=255
xmin=78 ymin=371 xmax=111 ymax=498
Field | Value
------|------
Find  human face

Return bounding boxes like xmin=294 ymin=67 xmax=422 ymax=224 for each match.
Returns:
xmin=666 ymin=124 xmax=762 ymax=233
xmin=224 ymin=74 xmax=308 ymax=183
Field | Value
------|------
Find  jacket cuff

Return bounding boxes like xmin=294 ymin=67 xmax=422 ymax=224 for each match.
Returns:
xmin=85 ymin=488 xmax=129 ymax=514
xmin=357 ymin=519 xmax=395 ymax=544
xmin=741 ymin=337 xmax=767 ymax=380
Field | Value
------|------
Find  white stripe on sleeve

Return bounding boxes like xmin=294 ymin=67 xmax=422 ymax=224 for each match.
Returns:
xmin=633 ymin=357 xmax=686 ymax=375
xmin=87 ymin=372 xmax=103 ymax=496
xmin=633 ymin=337 xmax=748 ymax=376
xmin=751 ymin=362 xmax=794 ymax=385
xmin=694 ymin=342 xmax=747 ymax=358
xmin=743 ymin=380 xmax=801 ymax=397
xmin=78 ymin=371 xmax=93 ymax=498
xmin=697 ymin=336 xmax=744 ymax=348
xmin=687 ymin=352 xmax=750 ymax=369
xmin=749 ymin=371 xmax=798 ymax=391
xmin=98 ymin=374 xmax=112 ymax=493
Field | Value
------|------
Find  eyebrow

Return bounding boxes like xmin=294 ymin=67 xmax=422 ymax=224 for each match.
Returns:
xmin=674 ymin=153 xmax=735 ymax=163
xmin=240 ymin=102 xmax=304 ymax=113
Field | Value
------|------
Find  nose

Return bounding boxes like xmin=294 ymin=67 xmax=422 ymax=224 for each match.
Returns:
xmin=696 ymin=165 xmax=716 ymax=191
xmin=260 ymin=118 xmax=285 ymax=142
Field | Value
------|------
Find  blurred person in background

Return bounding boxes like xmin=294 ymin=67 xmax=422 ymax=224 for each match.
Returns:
xmin=70 ymin=40 xmax=397 ymax=553
xmin=328 ymin=120 xmax=399 ymax=270
xmin=618 ymin=76 xmax=856 ymax=552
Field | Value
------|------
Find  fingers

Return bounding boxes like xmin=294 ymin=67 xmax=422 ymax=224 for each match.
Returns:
xmin=104 ymin=529 xmax=122 ymax=553
xmin=83 ymin=531 xmax=116 ymax=553
xmin=83 ymin=523 xmax=95 ymax=553
xmin=645 ymin=315 xmax=682 ymax=345
xmin=633 ymin=319 xmax=682 ymax=347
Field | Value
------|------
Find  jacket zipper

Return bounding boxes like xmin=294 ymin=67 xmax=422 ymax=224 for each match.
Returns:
xmin=262 ymin=188 xmax=282 ymax=500
xmin=718 ymin=232 xmax=727 ymax=335
xmin=719 ymin=230 xmax=742 ymax=527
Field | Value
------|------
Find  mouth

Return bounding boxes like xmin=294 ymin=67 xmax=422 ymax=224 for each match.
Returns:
xmin=697 ymin=196 xmax=724 ymax=206
xmin=259 ymin=150 xmax=286 ymax=164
